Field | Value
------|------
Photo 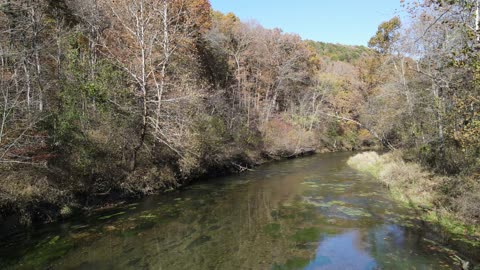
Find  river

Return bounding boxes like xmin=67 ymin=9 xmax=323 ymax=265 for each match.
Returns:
xmin=0 ymin=152 xmax=474 ymax=269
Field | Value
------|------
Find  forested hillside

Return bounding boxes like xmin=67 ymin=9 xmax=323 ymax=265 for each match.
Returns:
xmin=306 ymin=41 xmax=372 ymax=63
xmin=0 ymin=0 xmax=478 ymax=228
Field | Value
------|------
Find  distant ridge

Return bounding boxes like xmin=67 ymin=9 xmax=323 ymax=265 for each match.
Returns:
xmin=306 ymin=40 xmax=373 ymax=63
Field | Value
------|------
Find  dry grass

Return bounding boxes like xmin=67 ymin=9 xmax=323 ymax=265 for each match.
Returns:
xmin=0 ymin=167 xmax=64 ymax=225
xmin=346 ymin=151 xmax=381 ymax=176
xmin=450 ymin=177 xmax=480 ymax=225
xmin=348 ymin=151 xmax=480 ymax=230
xmin=377 ymin=158 xmax=436 ymax=207
xmin=121 ymin=165 xmax=178 ymax=194
xmin=348 ymin=151 xmax=436 ymax=207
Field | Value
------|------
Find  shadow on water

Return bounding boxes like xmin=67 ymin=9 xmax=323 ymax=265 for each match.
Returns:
xmin=0 ymin=152 xmax=476 ymax=269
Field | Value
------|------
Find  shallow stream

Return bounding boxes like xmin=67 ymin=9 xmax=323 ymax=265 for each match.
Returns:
xmin=0 ymin=152 xmax=476 ymax=269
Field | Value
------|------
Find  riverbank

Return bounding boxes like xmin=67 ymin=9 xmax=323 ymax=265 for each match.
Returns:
xmin=0 ymin=144 xmax=349 ymax=229
xmin=347 ymin=151 xmax=480 ymax=261
xmin=0 ymin=153 xmax=259 ymax=228
xmin=1 ymin=151 xmax=473 ymax=269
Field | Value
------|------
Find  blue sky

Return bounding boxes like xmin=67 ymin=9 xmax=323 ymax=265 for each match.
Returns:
xmin=209 ymin=0 xmax=405 ymax=46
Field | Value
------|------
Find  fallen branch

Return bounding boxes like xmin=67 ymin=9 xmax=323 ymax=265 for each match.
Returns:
xmin=231 ymin=162 xmax=253 ymax=172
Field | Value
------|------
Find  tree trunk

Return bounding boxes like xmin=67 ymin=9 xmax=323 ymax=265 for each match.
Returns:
xmin=22 ymin=61 xmax=31 ymax=110
xmin=476 ymin=0 xmax=480 ymax=43
xmin=131 ymin=0 xmax=149 ymax=171
xmin=155 ymin=0 xmax=169 ymax=133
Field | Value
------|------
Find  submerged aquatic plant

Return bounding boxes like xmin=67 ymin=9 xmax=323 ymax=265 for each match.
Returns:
xmin=98 ymin=211 xmax=126 ymax=220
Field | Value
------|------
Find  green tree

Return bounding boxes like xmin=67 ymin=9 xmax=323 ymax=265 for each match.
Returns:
xmin=368 ymin=17 xmax=401 ymax=54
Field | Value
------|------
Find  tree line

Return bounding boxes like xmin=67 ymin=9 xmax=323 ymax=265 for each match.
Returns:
xmin=0 ymin=0 xmax=478 ymax=224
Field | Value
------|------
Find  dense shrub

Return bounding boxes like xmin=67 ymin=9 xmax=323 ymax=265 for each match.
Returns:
xmin=0 ymin=167 xmax=66 ymax=225
xmin=262 ymin=117 xmax=318 ymax=157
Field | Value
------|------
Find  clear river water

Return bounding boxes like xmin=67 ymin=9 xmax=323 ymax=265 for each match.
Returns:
xmin=0 ymin=152 xmax=476 ymax=269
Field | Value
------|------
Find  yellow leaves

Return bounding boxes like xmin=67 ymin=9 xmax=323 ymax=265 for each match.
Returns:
xmin=184 ymin=0 xmax=212 ymax=33
xmin=449 ymin=94 xmax=480 ymax=152
xmin=358 ymin=128 xmax=373 ymax=142
xmin=211 ymin=11 xmax=240 ymax=34
xmin=368 ymin=16 xmax=401 ymax=54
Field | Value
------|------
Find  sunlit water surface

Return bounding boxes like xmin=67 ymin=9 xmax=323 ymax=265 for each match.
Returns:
xmin=0 ymin=152 xmax=469 ymax=269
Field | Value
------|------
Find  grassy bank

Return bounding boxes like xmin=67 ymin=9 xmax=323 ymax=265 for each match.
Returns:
xmin=348 ymin=152 xmax=480 ymax=249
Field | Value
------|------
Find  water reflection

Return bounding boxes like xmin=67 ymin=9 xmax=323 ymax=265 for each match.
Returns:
xmin=302 ymin=224 xmax=448 ymax=270
xmin=305 ymin=231 xmax=376 ymax=270
xmin=0 ymin=152 xmax=465 ymax=269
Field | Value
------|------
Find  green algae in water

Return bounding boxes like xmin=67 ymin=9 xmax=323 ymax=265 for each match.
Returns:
xmin=302 ymin=198 xmax=327 ymax=208
xmin=98 ymin=211 xmax=126 ymax=220
xmin=303 ymin=198 xmax=347 ymax=208
xmin=140 ymin=213 xmax=158 ymax=219
xmin=126 ymin=203 xmax=140 ymax=207
xmin=316 ymin=183 xmax=350 ymax=188
xmin=264 ymin=223 xmax=281 ymax=238
xmin=187 ymin=235 xmax=212 ymax=249
xmin=292 ymin=227 xmax=322 ymax=243
xmin=337 ymin=206 xmax=372 ymax=217
xmin=70 ymin=224 xmax=89 ymax=230
xmin=208 ymin=225 xmax=221 ymax=231
xmin=329 ymin=200 xmax=347 ymax=206
xmin=326 ymin=218 xmax=338 ymax=224
xmin=282 ymin=202 xmax=294 ymax=208
xmin=19 ymin=236 xmax=73 ymax=269
xmin=121 ymin=221 xmax=157 ymax=238
xmin=48 ymin=235 xmax=60 ymax=245
xmin=272 ymin=257 xmax=311 ymax=270
xmin=301 ymin=181 xmax=320 ymax=188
